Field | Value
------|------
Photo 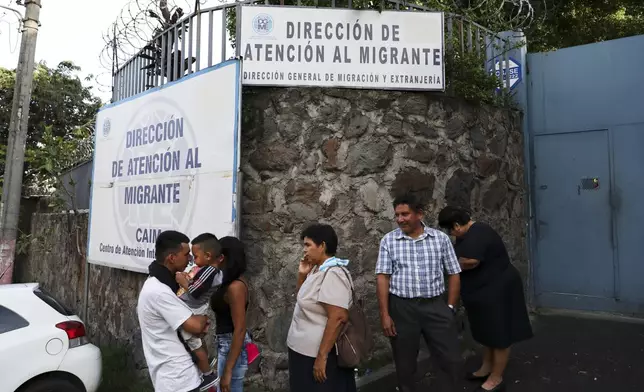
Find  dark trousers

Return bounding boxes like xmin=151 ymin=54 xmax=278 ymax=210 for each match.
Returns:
xmin=389 ymin=294 xmax=462 ymax=392
xmin=288 ymin=348 xmax=357 ymax=392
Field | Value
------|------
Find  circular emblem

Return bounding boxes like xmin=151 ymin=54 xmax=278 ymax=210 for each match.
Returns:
xmin=112 ymin=97 xmax=199 ymax=270
xmin=103 ymin=118 xmax=111 ymax=137
xmin=252 ymin=14 xmax=273 ymax=35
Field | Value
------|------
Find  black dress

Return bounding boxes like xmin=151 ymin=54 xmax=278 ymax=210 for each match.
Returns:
xmin=455 ymin=222 xmax=533 ymax=349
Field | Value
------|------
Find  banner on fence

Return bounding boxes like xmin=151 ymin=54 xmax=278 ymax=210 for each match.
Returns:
xmin=240 ymin=6 xmax=444 ymax=90
xmin=87 ymin=60 xmax=242 ymax=273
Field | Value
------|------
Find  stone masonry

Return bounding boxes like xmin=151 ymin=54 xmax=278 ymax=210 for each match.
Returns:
xmin=18 ymin=87 xmax=525 ymax=392
xmin=240 ymin=88 xmax=525 ymax=390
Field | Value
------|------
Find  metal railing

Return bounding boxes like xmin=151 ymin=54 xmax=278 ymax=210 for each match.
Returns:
xmin=111 ymin=0 xmax=514 ymax=102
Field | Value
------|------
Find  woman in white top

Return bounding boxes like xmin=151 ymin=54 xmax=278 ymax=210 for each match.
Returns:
xmin=286 ymin=223 xmax=356 ymax=392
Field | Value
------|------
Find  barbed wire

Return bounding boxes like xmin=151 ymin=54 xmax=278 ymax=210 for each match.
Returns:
xmin=97 ymin=0 xmax=208 ymax=94
xmin=448 ymin=0 xmax=536 ymax=31
xmin=96 ymin=0 xmax=536 ymax=94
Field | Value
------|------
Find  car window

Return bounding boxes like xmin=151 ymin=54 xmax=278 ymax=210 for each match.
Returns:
xmin=0 ymin=305 xmax=29 ymax=334
xmin=34 ymin=288 xmax=74 ymax=316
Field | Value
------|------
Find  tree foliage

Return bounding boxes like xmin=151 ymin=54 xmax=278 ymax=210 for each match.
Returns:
xmin=526 ymin=0 xmax=644 ymax=52
xmin=0 ymin=61 xmax=101 ymax=196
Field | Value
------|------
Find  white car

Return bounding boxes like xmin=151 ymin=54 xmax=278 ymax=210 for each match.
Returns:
xmin=0 ymin=283 xmax=102 ymax=392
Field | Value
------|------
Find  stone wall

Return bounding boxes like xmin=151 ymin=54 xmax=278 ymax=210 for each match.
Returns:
xmin=240 ymin=88 xmax=525 ymax=389
xmin=17 ymin=87 xmax=525 ymax=391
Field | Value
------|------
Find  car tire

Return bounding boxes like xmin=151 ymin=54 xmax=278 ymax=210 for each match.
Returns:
xmin=22 ymin=378 xmax=83 ymax=392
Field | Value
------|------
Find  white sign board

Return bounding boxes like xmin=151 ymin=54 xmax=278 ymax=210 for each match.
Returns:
xmin=240 ymin=6 xmax=444 ymax=90
xmin=88 ymin=59 xmax=242 ymax=273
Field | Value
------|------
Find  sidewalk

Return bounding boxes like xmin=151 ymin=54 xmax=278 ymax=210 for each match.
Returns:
xmin=360 ymin=313 xmax=644 ymax=392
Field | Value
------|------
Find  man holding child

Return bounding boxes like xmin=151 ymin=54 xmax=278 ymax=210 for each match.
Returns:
xmin=137 ymin=230 xmax=223 ymax=392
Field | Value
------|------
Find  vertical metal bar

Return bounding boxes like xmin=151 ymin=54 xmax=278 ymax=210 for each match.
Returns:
xmin=121 ymin=65 xmax=126 ymax=98
xmin=140 ymin=52 xmax=146 ymax=92
xmin=219 ymin=9 xmax=225 ymax=63
xmin=160 ymin=34 xmax=167 ymax=86
xmin=131 ymin=60 xmax=136 ymax=96
xmin=140 ymin=55 xmax=145 ymax=93
xmin=113 ymin=71 xmax=117 ymax=102
xmin=297 ymin=0 xmax=301 ymax=6
xmin=121 ymin=64 xmax=126 ymax=98
xmin=315 ymin=0 xmax=319 ymax=6
xmin=146 ymin=49 xmax=152 ymax=89
xmin=348 ymin=0 xmax=352 ymax=9
xmin=119 ymin=71 xmax=123 ymax=100
xmin=235 ymin=4 xmax=242 ymax=57
xmin=130 ymin=63 xmax=133 ymax=97
xmin=111 ymin=71 xmax=116 ymax=102
xmin=137 ymin=56 xmax=142 ymax=94
xmin=196 ymin=11 xmax=202 ymax=71
xmin=131 ymin=59 xmax=135 ymax=96
xmin=396 ymin=0 xmax=400 ymax=10
xmin=173 ymin=25 xmax=179 ymax=82
xmin=188 ymin=16 xmax=194 ymax=75
xmin=380 ymin=0 xmax=384 ymax=10
xmin=114 ymin=72 xmax=119 ymax=101
xmin=123 ymin=63 xmax=128 ymax=98
xmin=209 ymin=10 xmax=214 ymax=66
xmin=332 ymin=0 xmax=336 ymax=7
xmin=130 ymin=62 xmax=139 ymax=95
xmin=467 ymin=22 xmax=472 ymax=53
xmin=180 ymin=20 xmax=186 ymax=78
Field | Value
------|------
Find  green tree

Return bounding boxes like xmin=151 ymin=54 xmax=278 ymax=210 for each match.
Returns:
xmin=526 ymin=0 xmax=644 ymax=52
xmin=0 ymin=61 xmax=102 ymax=194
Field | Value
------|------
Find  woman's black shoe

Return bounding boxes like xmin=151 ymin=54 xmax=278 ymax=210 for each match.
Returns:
xmin=474 ymin=381 xmax=506 ymax=391
xmin=465 ymin=372 xmax=490 ymax=382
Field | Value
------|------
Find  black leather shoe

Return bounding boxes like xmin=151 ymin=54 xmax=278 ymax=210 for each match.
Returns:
xmin=465 ymin=372 xmax=490 ymax=382
xmin=475 ymin=381 xmax=506 ymax=391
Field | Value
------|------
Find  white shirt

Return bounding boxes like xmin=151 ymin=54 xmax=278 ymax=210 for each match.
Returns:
xmin=137 ymin=277 xmax=201 ymax=392
xmin=287 ymin=267 xmax=352 ymax=358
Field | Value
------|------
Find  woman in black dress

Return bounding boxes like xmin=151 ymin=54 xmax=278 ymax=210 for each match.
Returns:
xmin=438 ymin=206 xmax=532 ymax=392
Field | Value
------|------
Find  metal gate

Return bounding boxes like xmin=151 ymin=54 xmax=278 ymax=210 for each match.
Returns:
xmin=528 ymin=35 xmax=644 ymax=314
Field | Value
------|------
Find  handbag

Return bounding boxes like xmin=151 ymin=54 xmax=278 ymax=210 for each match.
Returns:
xmin=324 ymin=266 xmax=373 ymax=368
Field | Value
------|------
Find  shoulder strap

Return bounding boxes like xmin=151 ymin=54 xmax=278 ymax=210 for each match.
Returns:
xmin=323 ymin=266 xmax=357 ymax=303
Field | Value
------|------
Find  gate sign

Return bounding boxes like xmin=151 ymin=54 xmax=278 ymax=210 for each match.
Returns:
xmin=490 ymin=57 xmax=522 ymax=90
xmin=240 ymin=6 xmax=445 ymax=91
xmin=88 ymin=60 xmax=242 ymax=273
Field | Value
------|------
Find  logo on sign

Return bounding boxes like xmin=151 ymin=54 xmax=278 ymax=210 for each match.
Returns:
xmin=103 ymin=118 xmax=111 ymax=137
xmin=489 ymin=57 xmax=522 ymax=90
xmin=252 ymin=14 xmax=273 ymax=35
xmin=112 ymin=98 xmax=199 ymax=265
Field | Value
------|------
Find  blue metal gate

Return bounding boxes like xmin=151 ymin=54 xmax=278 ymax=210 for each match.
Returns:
xmin=528 ymin=35 xmax=644 ymax=314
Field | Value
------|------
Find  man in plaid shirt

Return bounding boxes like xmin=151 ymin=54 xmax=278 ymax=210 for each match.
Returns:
xmin=376 ymin=193 xmax=462 ymax=392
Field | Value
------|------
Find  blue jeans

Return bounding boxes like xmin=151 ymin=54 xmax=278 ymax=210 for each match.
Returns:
xmin=217 ymin=332 xmax=250 ymax=392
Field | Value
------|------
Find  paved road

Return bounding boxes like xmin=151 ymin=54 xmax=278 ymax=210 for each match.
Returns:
xmin=249 ymin=314 xmax=644 ymax=392
xmin=412 ymin=314 xmax=644 ymax=392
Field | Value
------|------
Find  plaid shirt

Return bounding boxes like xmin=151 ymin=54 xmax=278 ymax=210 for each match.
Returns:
xmin=376 ymin=225 xmax=461 ymax=299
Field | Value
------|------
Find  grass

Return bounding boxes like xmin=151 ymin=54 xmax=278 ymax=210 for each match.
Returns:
xmin=98 ymin=346 xmax=153 ymax=392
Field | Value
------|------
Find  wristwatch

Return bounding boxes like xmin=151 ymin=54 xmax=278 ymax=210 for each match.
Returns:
xmin=448 ymin=304 xmax=456 ymax=314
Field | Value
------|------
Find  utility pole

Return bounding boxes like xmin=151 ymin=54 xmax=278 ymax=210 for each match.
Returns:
xmin=0 ymin=0 xmax=42 ymax=284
